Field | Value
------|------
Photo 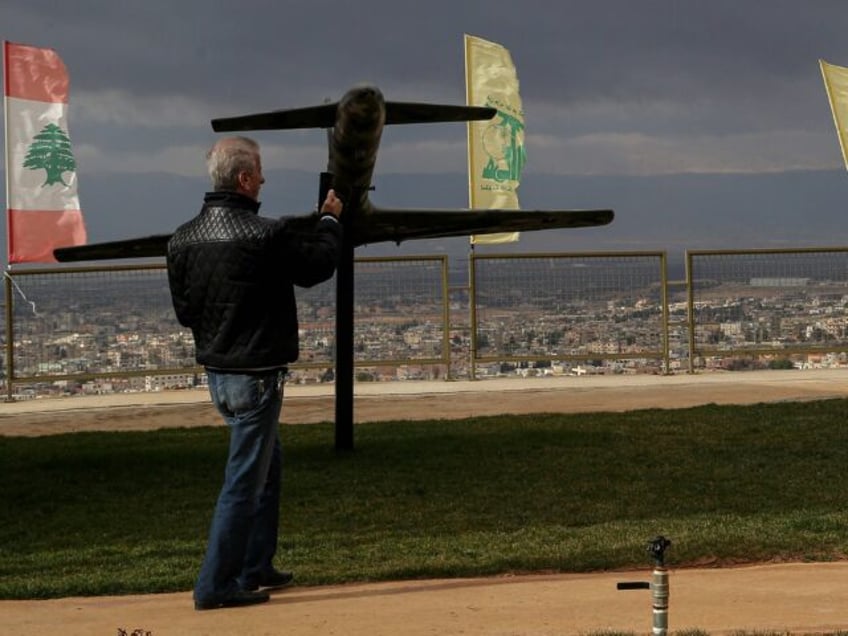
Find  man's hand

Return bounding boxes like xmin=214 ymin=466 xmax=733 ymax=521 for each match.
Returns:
xmin=320 ymin=189 xmax=343 ymax=219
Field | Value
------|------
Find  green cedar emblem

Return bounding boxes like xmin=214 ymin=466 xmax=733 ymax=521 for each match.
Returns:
xmin=481 ymin=110 xmax=526 ymax=184
xmin=23 ymin=123 xmax=77 ymax=187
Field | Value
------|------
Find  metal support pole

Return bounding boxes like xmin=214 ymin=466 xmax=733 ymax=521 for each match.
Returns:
xmin=4 ymin=272 xmax=13 ymax=402
xmin=334 ymin=188 xmax=355 ymax=451
xmin=685 ymin=250 xmax=696 ymax=374
xmin=468 ymin=250 xmax=477 ymax=380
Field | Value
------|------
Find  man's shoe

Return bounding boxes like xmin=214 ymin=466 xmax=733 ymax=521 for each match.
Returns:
xmin=243 ymin=569 xmax=294 ymax=592
xmin=194 ymin=589 xmax=270 ymax=611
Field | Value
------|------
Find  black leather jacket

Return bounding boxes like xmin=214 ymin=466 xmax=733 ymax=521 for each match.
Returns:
xmin=166 ymin=191 xmax=342 ymax=370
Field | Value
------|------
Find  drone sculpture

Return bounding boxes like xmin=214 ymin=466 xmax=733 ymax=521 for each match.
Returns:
xmin=55 ymin=85 xmax=614 ymax=449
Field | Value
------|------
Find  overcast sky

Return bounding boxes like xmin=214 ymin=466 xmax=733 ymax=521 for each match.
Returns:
xmin=3 ymin=0 xmax=848 ymax=257
xmin=5 ymin=0 xmax=847 ymax=176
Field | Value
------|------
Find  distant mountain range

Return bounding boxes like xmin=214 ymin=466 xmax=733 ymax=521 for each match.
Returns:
xmin=4 ymin=168 xmax=848 ymax=272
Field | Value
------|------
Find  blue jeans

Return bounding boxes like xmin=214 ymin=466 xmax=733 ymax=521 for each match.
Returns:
xmin=194 ymin=369 xmax=285 ymax=604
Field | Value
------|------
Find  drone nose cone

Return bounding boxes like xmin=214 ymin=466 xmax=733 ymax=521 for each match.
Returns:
xmin=343 ymin=84 xmax=384 ymax=105
xmin=339 ymin=85 xmax=386 ymax=128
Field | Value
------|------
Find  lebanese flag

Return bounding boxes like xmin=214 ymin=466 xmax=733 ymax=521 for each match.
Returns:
xmin=4 ymin=41 xmax=87 ymax=264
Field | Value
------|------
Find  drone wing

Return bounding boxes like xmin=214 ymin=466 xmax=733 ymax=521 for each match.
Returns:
xmin=211 ymin=100 xmax=496 ymax=132
xmin=352 ymin=208 xmax=614 ymax=246
xmin=53 ymin=208 xmax=612 ymax=262
xmin=53 ymin=234 xmax=172 ymax=262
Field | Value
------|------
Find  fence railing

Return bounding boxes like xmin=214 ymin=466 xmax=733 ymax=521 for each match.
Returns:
xmin=4 ymin=263 xmax=191 ymax=399
xmin=2 ymin=256 xmax=451 ymax=400
xmin=685 ymin=247 xmax=848 ymax=373
xmin=469 ymin=251 xmax=669 ymax=377
xmin=4 ymin=246 xmax=848 ymax=400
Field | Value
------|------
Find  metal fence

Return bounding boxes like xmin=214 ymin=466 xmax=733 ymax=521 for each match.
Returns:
xmin=5 ymin=246 xmax=848 ymax=400
xmin=685 ymin=247 xmax=848 ymax=372
xmin=4 ymin=264 xmax=187 ymax=399
xmin=3 ymin=255 xmax=449 ymax=400
xmin=470 ymin=251 xmax=669 ymax=376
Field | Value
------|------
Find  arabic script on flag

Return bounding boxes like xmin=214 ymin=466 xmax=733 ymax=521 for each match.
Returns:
xmin=465 ymin=34 xmax=525 ymax=245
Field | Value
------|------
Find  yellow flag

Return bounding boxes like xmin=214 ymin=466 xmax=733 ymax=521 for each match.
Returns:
xmin=465 ymin=34 xmax=525 ymax=245
xmin=820 ymin=59 xmax=848 ymax=170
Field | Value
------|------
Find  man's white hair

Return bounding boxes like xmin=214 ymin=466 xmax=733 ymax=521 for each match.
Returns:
xmin=206 ymin=136 xmax=260 ymax=191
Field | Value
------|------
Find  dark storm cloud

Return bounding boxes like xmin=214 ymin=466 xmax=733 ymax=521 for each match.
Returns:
xmin=4 ymin=0 xmax=848 ymax=173
xmin=9 ymin=0 xmax=846 ymax=104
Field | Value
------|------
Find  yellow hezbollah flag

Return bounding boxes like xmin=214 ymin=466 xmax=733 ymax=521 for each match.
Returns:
xmin=820 ymin=59 xmax=848 ymax=170
xmin=465 ymin=34 xmax=525 ymax=245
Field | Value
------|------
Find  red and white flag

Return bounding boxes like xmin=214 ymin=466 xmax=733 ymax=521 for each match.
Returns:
xmin=4 ymin=41 xmax=87 ymax=264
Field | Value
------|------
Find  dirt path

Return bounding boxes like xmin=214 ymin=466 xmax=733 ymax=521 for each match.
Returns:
xmin=3 ymin=562 xmax=847 ymax=635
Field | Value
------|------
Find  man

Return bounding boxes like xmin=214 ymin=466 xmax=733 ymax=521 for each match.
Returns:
xmin=167 ymin=136 xmax=343 ymax=610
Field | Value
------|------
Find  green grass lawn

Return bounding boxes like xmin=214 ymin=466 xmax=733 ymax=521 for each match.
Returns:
xmin=1 ymin=399 xmax=846 ymax=599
